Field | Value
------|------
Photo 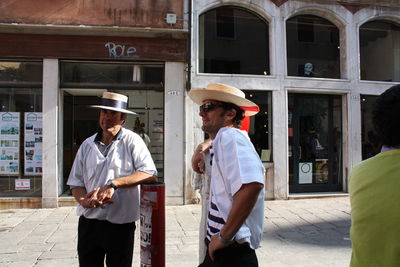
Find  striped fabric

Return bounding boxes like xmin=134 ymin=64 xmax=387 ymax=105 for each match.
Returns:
xmin=206 ymin=195 xmax=225 ymax=241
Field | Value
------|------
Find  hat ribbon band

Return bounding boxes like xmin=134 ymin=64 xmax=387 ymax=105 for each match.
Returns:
xmin=239 ymin=106 xmax=260 ymax=112
xmin=100 ymin=98 xmax=128 ymax=110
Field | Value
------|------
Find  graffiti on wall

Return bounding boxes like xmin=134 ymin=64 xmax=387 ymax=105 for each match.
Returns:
xmin=105 ymin=42 xmax=138 ymax=58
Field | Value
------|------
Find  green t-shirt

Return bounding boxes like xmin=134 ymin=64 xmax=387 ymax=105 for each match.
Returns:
xmin=350 ymin=149 xmax=400 ymax=267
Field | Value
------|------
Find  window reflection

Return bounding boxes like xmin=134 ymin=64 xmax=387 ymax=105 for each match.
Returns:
xmin=360 ymin=20 xmax=400 ymax=82
xmin=61 ymin=62 xmax=164 ymax=89
xmin=361 ymin=95 xmax=380 ymax=160
xmin=0 ymin=61 xmax=42 ymax=83
xmin=199 ymin=6 xmax=270 ymax=75
xmin=288 ymin=94 xmax=342 ymax=193
xmin=244 ymin=91 xmax=272 ymax=161
xmin=0 ymin=61 xmax=43 ymax=197
xmin=286 ymin=15 xmax=340 ymax=79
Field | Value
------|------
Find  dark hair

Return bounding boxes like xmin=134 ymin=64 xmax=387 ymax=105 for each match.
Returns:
xmin=121 ymin=112 xmax=127 ymax=121
xmin=220 ymin=101 xmax=245 ymax=128
xmin=372 ymin=84 xmax=400 ymax=147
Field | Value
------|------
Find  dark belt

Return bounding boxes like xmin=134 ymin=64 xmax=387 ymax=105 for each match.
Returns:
xmin=205 ymin=238 xmax=250 ymax=248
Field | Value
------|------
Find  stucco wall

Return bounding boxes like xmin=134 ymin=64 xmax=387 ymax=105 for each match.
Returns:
xmin=0 ymin=0 xmax=184 ymax=28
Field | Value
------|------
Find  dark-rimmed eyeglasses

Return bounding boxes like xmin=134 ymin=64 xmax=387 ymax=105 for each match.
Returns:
xmin=199 ymin=103 xmax=224 ymax=112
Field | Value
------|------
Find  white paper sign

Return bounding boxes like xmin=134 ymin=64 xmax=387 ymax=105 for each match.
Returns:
xmin=0 ymin=112 xmax=20 ymax=175
xmin=24 ymin=112 xmax=42 ymax=175
xmin=15 ymin=179 xmax=30 ymax=190
xmin=299 ymin=162 xmax=313 ymax=184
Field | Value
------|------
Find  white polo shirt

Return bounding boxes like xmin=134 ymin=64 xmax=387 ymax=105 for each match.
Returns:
xmin=210 ymin=127 xmax=265 ymax=249
xmin=67 ymin=127 xmax=157 ymax=224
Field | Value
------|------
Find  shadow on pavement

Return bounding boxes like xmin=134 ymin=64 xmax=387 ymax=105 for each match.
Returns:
xmin=265 ymin=218 xmax=352 ymax=248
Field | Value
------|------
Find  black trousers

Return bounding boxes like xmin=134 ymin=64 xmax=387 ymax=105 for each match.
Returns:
xmin=199 ymin=240 xmax=258 ymax=267
xmin=78 ymin=216 xmax=136 ymax=267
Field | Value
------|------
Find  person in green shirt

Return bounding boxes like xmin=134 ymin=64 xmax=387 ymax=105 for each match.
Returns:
xmin=350 ymin=84 xmax=400 ymax=267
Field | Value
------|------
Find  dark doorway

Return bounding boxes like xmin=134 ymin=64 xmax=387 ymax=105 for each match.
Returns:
xmin=288 ymin=93 xmax=342 ymax=193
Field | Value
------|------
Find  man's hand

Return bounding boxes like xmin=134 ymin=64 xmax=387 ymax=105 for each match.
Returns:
xmin=192 ymin=150 xmax=206 ymax=173
xmin=208 ymin=234 xmax=230 ymax=261
xmin=97 ymin=185 xmax=115 ymax=206
xmin=79 ymin=187 xmax=101 ymax=208
xmin=192 ymin=139 xmax=211 ymax=173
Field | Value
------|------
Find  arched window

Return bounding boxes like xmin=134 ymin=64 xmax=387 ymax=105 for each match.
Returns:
xmin=199 ymin=6 xmax=269 ymax=75
xmin=286 ymin=15 xmax=340 ymax=79
xmin=360 ymin=20 xmax=400 ymax=82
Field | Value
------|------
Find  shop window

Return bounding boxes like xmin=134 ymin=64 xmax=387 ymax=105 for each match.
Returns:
xmin=361 ymin=95 xmax=380 ymax=159
xmin=0 ymin=61 xmax=43 ymax=197
xmin=61 ymin=62 xmax=164 ymax=195
xmin=360 ymin=20 xmax=400 ymax=82
xmin=61 ymin=62 xmax=164 ymax=89
xmin=243 ymin=91 xmax=272 ymax=162
xmin=286 ymin=15 xmax=340 ymax=79
xmin=199 ymin=6 xmax=270 ymax=75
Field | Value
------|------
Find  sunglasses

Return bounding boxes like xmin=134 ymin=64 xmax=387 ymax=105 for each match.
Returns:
xmin=199 ymin=103 xmax=225 ymax=112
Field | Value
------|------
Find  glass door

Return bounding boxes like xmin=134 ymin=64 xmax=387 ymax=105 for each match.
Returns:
xmin=60 ymin=61 xmax=165 ymax=196
xmin=288 ymin=93 xmax=342 ymax=193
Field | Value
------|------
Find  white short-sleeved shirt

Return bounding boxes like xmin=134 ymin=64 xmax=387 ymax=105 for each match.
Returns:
xmin=210 ymin=127 xmax=265 ymax=249
xmin=67 ymin=127 xmax=157 ymax=224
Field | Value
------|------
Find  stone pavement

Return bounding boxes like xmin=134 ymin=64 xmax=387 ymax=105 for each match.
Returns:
xmin=0 ymin=197 xmax=351 ymax=267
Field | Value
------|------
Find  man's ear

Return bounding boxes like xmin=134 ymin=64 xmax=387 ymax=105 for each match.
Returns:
xmin=225 ymin=108 xmax=237 ymax=121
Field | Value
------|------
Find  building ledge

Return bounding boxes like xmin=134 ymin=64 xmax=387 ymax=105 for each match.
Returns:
xmin=0 ymin=197 xmax=41 ymax=209
xmin=0 ymin=23 xmax=188 ymax=39
xmin=288 ymin=192 xmax=349 ymax=200
xmin=58 ymin=196 xmax=76 ymax=207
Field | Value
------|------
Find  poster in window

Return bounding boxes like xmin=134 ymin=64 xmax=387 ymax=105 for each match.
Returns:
xmin=0 ymin=112 xmax=20 ymax=175
xmin=148 ymin=110 xmax=164 ymax=177
xmin=24 ymin=112 xmax=42 ymax=175
xmin=299 ymin=162 xmax=313 ymax=184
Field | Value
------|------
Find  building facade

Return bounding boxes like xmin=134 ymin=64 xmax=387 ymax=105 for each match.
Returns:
xmin=187 ymin=0 xmax=400 ymax=200
xmin=0 ymin=0 xmax=188 ymax=207
xmin=0 ymin=0 xmax=399 ymax=207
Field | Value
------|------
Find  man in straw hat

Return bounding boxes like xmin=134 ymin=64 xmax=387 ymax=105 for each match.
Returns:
xmin=67 ymin=92 xmax=157 ymax=267
xmin=189 ymin=83 xmax=265 ymax=267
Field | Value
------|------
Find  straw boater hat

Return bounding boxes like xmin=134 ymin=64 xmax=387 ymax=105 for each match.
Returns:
xmin=91 ymin=92 xmax=137 ymax=115
xmin=188 ymin=83 xmax=259 ymax=116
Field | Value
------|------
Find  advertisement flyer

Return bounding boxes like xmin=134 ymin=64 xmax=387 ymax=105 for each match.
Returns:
xmin=148 ymin=110 xmax=164 ymax=177
xmin=140 ymin=191 xmax=157 ymax=267
xmin=0 ymin=112 xmax=20 ymax=175
xmin=24 ymin=112 xmax=43 ymax=176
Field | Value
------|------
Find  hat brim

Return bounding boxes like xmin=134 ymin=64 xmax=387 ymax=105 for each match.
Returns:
xmin=90 ymin=105 xmax=137 ymax=115
xmin=188 ymin=89 xmax=259 ymax=116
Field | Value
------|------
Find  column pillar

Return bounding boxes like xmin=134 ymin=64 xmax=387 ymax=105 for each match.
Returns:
xmin=42 ymin=59 xmax=59 ymax=208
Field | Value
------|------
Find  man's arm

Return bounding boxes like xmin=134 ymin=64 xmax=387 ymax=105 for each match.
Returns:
xmin=97 ymin=171 xmax=157 ymax=203
xmin=113 ymin=171 xmax=157 ymax=188
xmin=208 ymin=182 xmax=264 ymax=260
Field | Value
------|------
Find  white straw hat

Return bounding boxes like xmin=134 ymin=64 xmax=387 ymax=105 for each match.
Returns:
xmin=188 ymin=83 xmax=259 ymax=116
xmin=91 ymin=92 xmax=137 ymax=115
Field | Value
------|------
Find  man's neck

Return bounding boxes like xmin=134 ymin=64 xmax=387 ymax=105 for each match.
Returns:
xmin=101 ymin=127 xmax=121 ymax=145
xmin=209 ymin=125 xmax=234 ymax=140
